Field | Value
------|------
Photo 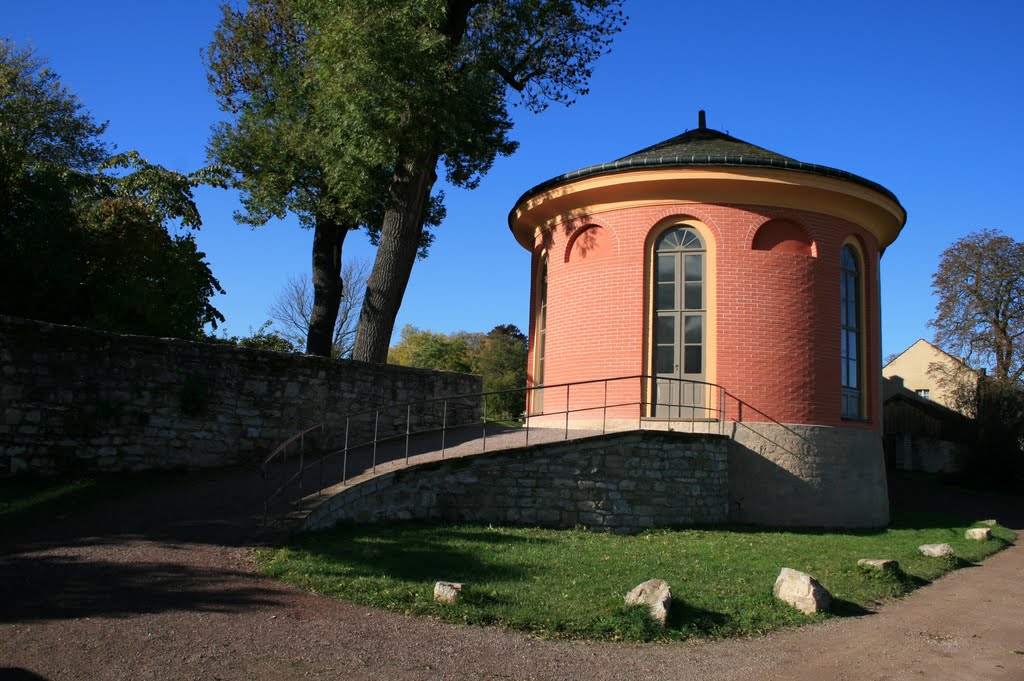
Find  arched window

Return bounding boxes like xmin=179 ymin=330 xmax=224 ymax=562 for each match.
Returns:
xmin=653 ymin=226 xmax=706 ymax=417
xmin=532 ymin=254 xmax=548 ymax=414
xmin=840 ymin=245 xmax=862 ymax=419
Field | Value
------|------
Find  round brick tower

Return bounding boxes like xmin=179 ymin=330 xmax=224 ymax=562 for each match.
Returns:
xmin=509 ymin=112 xmax=906 ymax=527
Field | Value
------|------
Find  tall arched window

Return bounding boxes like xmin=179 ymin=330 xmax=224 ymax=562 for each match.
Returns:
xmin=532 ymin=254 xmax=548 ymax=414
xmin=653 ymin=226 xmax=706 ymax=417
xmin=840 ymin=245 xmax=862 ymax=419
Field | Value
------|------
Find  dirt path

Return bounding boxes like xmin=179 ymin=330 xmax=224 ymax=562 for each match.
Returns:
xmin=1 ymin=472 xmax=1021 ymax=680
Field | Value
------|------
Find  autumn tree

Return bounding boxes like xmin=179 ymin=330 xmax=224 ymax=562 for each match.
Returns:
xmin=930 ymin=229 xmax=1024 ymax=382
xmin=0 ymin=41 xmax=224 ymax=339
xmin=389 ymin=323 xmax=528 ymax=416
xmin=930 ymin=228 xmax=1024 ymax=489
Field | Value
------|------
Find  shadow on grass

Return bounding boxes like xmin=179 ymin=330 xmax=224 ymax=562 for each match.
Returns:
xmin=829 ymin=597 xmax=874 ymax=617
xmin=289 ymin=522 xmax=537 ymax=584
xmin=665 ymin=600 xmax=731 ymax=632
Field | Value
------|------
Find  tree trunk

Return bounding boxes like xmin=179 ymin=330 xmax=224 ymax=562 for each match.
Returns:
xmin=352 ymin=154 xmax=439 ymax=363
xmin=306 ymin=214 xmax=350 ymax=356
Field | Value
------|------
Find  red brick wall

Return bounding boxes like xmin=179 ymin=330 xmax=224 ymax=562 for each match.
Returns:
xmin=527 ymin=203 xmax=881 ymax=430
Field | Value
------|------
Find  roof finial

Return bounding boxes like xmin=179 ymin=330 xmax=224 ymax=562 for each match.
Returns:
xmin=698 ymin=110 xmax=706 ymax=130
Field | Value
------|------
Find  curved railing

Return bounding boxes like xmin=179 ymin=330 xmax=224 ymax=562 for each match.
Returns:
xmin=261 ymin=374 xmax=740 ymax=521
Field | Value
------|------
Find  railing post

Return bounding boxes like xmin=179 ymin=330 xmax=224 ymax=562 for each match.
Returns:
xmin=342 ymin=417 xmax=350 ymax=485
xmin=441 ymin=399 xmax=448 ymax=459
xmin=602 ymin=379 xmax=608 ymax=435
xmin=482 ymin=393 xmax=488 ymax=453
xmin=405 ymin=404 xmax=411 ymax=466
xmin=298 ymin=434 xmax=305 ymax=493
xmin=372 ymin=410 xmax=379 ymax=474
xmin=525 ymin=388 xmax=531 ymax=447
xmin=564 ymin=383 xmax=570 ymax=440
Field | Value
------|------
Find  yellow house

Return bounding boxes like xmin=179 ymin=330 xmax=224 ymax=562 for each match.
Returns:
xmin=882 ymin=339 xmax=976 ymax=414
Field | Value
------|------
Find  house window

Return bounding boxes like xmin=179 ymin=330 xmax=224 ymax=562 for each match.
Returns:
xmin=532 ymin=254 xmax=548 ymax=414
xmin=916 ymin=389 xmax=930 ymax=400
xmin=840 ymin=245 xmax=862 ymax=419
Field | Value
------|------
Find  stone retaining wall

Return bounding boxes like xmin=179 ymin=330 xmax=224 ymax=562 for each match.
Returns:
xmin=727 ymin=423 xmax=889 ymax=527
xmin=303 ymin=430 xmax=729 ymax=534
xmin=0 ymin=316 xmax=482 ymax=475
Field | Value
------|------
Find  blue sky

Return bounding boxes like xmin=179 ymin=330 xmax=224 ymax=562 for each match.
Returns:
xmin=4 ymin=1 xmax=1023 ymax=358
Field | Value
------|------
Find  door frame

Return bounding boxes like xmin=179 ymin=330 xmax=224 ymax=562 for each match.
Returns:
xmin=644 ymin=217 xmax=717 ymax=418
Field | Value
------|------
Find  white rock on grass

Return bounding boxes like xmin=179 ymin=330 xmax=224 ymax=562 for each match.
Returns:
xmin=624 ymin=578 xmax=672 ymax=627
xmin=980 ymin=519 xmax=998 ymax=526
xmin=965 ymin=527 xmax=992 ymax=541
xmin=857 ymin=558 xmax=900 ymax=572
xmin=433 ymin=581 xmax=464 ymax=604
xmin=772 ymin=568 xmax=831 ymax=615
xmin=919 ymin=543 xmax=955 ymax=557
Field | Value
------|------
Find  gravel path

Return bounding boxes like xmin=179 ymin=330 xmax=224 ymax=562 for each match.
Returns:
xmin=1 ymin=470 xmax=1021 ymax=680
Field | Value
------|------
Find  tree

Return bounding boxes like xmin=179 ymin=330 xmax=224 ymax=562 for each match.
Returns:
xmin=204 ymin=1 xmax=408 ymax=357
xmin=930 ymin=229 xmax=1024 ymax=382
xmin=930 ymin=228 xmax=1024 ymax=489
xmin=206 ymin=1 xmax=627 ymax=364
xmin=320 ymin=0 xmax=628 ymax=363
xmin=0 ymin=40 xmax=224 ymax=339
xmin=268 ymin=259 xmax=369 ymax=357
xmin=389 ymin=323 xmax=528 ymax=416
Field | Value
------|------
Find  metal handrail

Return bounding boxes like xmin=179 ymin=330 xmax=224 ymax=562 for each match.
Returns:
xmin=260 ymin=374 xmax=787 ymax=523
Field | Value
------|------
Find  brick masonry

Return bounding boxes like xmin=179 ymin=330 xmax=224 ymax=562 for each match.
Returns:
xmin=527 ymin=202 xmax=883 ymax=430
xmin=0 ymin=316 xmax=482 ymax=475
xmin=304 ymin=430 xmax=730 ymax=534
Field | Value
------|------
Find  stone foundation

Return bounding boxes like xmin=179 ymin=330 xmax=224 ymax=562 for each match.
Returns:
xmin=728 ymin=422 xmax=889 ymax=527
xmin=304 ymin=430 xmax=730 ymax=534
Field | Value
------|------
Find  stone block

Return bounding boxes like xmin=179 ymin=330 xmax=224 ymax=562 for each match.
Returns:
xmin=965 ymin=528 xmax=992 ymax=541
xmin=624 ymin=579 xmax=672 ymax=627
xmin=857 ymin=558 xmax=900 ymax=572
xmin=773 ymin=568 xmax=831 ymax=615
xmin=919 ymin=543 xmax=955 ymax=557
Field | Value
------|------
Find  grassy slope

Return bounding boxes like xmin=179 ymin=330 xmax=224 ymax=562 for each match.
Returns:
xmin=256 ymin=515 xmax=1013 ymax=642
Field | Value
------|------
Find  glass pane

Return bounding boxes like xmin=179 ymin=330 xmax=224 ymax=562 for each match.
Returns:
xmin=656 ymin=315 xmax=674 ymax=344
xmin=657 ymin=228 xmax=680 ymax=251
xmin=847 ymin=331 xmax=857 ymax=358
xmin=657 ymin=254 xmax=674 ymax=282
xmin=684 ymin=254 xmax=703 ymax=282
xmin=848 ymin=360 xmax=858 ymax=388
xmin=842 ymin=245 xmax=856 ymax=270
xmin=684 ymin=346 xmax=702 ymax=374
xmin=656 ymin=346 xmax=675 ymax=374
xmin=684 ymin=283 xmax=702 ymax=310
xmin=840 ymin=330 xmax=847 ymax=358
xmin=656 ymin=283 xmax=674 ymax=310
xmin=681 ymin=230 xmax=704 ymax=250
xmin=684 ymin=315 xmax=702 ymax=343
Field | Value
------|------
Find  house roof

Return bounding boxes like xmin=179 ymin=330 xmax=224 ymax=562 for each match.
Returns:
xmin=512 ymin=111 xmax=902 ymax=209
xmin=883 ymin=338 xmax=974 ymax=372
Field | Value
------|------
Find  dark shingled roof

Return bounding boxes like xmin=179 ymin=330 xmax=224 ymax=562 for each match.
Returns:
xmin=512 ymin=118 xmax=901 ymax=210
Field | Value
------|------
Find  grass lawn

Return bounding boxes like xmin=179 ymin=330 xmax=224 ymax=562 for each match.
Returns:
xmin=255 ymin=514 xmax=1014 ymax=641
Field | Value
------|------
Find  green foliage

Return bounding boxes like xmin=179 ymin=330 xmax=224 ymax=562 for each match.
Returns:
xmin=0 ymin=40 xmax=225 ymax=339
xmin=208 ymin=320 xmax=299 ymax=353
xmin=256 ymin=516 xmax=1012 ymax=642
xmin=205 ymin=1 xmax=626 ymax=362
xmin=389 ymin=323 xmax=528 ymax=416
